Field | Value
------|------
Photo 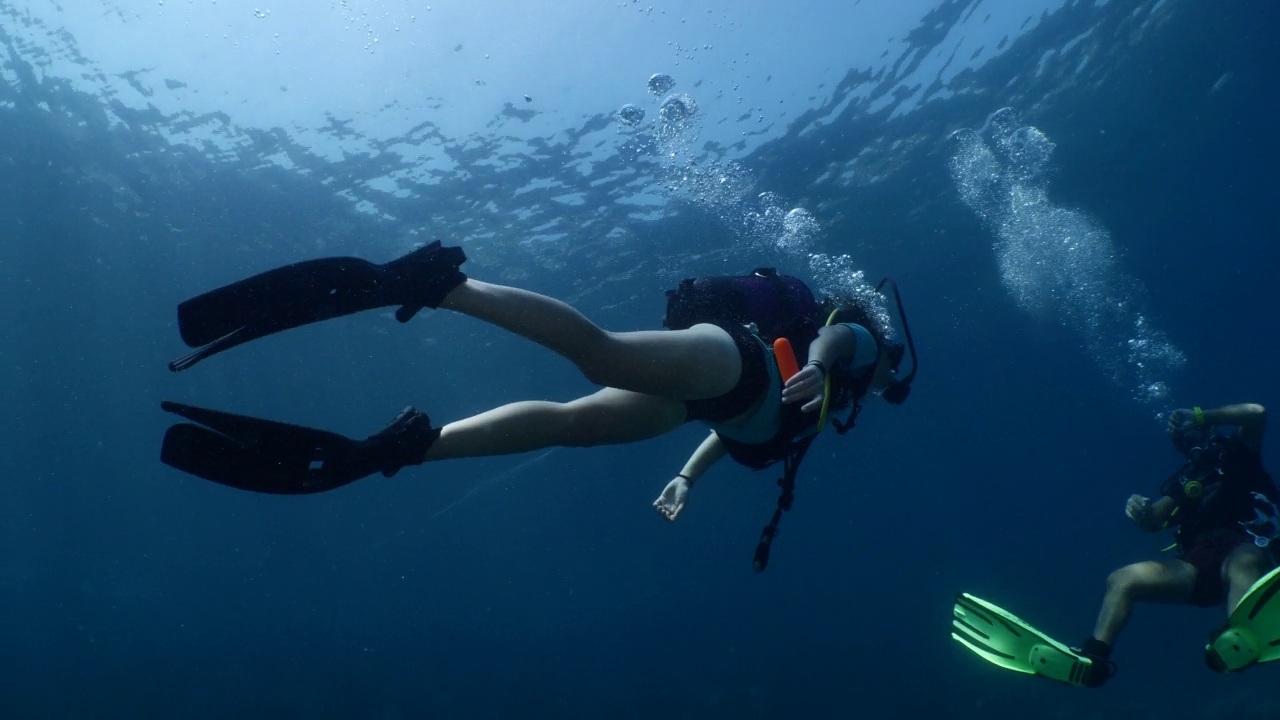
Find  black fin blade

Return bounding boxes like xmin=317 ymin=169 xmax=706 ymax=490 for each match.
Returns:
xmin=160 ymin=423 xmax=325 ymax=494
xmin=160 ymin=401 xmax=347 ymax=446
xmin=170 ymin=242 xmax=465 ymax=370
xmin=175 ymin=256 xmax=389 ymax=349
xmin=159 ymin=402 xmax=364 ymax=494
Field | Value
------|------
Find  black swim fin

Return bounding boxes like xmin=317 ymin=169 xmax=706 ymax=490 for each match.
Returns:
xmin=169 ymin=241 xmax=466 ymax=371
xmin=160 ymin=401 xmax=439 ymax=494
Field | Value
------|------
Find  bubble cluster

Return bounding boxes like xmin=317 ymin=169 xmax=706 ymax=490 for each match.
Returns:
xmin=656 ymin=93 xmax=698 ymax=137
xmin=779 ymin=208 xmax=819 ymax=254
xmin=949 ymin=108 xmax=1185 ymax=402
xmin=739 ymin=195 xmax=785 ymax=250
xmin=615 ymin=104 xmax=645 ymax=127
xmin=638 ymin=75 xmax=710 ymax=202
xmin=332 ymin=0 xmax=418 ymax=53
xmin=1139 ymin=382 xmax=1171 ymax=404
xmin=647 ymin=73 xmax=676 ymax=96
xmin=624 ymin=75 xmax=887 ymax=335
xmin=807 ymin=253 xmax=893 ymax=341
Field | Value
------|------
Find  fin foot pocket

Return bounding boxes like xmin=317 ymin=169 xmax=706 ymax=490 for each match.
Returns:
xmin=1206 ymin=627 xmax=1261 ymax=673
xmin=359 ymin=406 xmax=439 ymax=477
xmin=385 ymin=241 xmax=467 ymax=322
xmin=1205 ymin=565 xmax=1280 ymax=672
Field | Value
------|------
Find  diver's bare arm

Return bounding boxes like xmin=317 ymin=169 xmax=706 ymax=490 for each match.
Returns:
xmin=1146 ymin=495 xmax=1178 ymax=531
xmin=804 ymin=324 xmax=856 ymax=371
xmin=1203 ymin=404 xmax=1266 ymax=450
xmin=783 ymin=324 xmax=857 ymax=411
xmin=1130 ymin=494 xmax=1177 ymax=532
xmin=677 ymin=431 xmax=727 ymax=486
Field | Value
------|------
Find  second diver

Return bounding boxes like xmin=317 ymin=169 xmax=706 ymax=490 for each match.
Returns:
xmin=953 ymin=403 xmax=1280 ymax=686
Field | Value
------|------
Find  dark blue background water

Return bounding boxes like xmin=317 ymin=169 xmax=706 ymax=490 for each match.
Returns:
xmin=2 ymin=1 xmax=1278 ymax=717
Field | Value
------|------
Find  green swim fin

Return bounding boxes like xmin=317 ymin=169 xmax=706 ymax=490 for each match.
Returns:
xmin=952 ymin=593 xmax=1101 ymax=687
xmin=169 ymin=241 xmax=466 ymax=371
xmin=160 ymin=401 xmax=438 ymax=494
xmin=1206 ymin=565 xmax=1280 ymax=672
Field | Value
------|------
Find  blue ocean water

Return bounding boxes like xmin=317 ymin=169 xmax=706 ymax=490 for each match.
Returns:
xmin=1 ymin=0 xmax=1277 ymax=717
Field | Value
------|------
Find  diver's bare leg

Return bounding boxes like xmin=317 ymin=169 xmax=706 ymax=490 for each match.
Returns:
xmin=427 ymin=387 xmax=687 ymax=460
xmin=1223 ymin=544 xmax=1271 ymax=612
xmin=439 ymin=280 xmax=741 ymax=400
xmin=1090 ymin=559 xmax=1196 ymax=644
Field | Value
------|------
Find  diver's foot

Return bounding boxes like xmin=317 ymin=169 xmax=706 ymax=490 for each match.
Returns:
xmin=361 ymin=406 xmax=440 ymax=477
xmin=1205 ymin=625 xmax=1261 ymax=673
xmin=1073 ymin=638 xmax=1116 ymax=688
xmin=1080 ymin=657 xmax=1116 ymax=688
xmin=384 ymin=241 xmax=467 ymax=320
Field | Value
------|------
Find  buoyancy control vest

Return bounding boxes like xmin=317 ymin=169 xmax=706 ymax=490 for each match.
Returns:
xmin=663 ymin=268 xmax=822 ymax=350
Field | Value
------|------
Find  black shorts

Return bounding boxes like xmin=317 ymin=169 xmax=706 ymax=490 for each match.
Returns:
xmin=682 ymin=324 xmax=769 ymax=424
xmin=1181 ymin=531 xmax=1257 ymax=607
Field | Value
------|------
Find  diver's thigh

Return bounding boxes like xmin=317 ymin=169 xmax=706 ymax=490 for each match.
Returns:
xmin=1126 ymin=559 xmax=1197 ymax=602
xmin=594 ymin=323 xmax=742 ymax=401
xmin=559 ymin=388 xmax=688 ymax=446
xmin=1222 ymin=543 xmax=1270 ymax=585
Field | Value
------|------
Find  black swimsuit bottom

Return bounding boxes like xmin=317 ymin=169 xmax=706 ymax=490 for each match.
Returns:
xmin=682 ymin=324 xmax=769 ymax=424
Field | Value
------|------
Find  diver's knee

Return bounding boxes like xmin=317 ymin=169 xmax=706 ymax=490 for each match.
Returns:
xmin=554 ymin=405 xmax=611 ymax=447
xmin=1103 ymin=569 xmax=1128 ymax=595
xmin=1104 ymin=566 xmax=1141 ymax=598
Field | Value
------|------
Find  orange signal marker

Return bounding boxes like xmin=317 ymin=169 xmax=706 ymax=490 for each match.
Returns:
xmin=773 ymin=337 xmax=800 ymax=382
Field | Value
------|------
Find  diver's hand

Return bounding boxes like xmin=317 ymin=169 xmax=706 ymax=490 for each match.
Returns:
xmin=1125 ymin=494 xmax=1154 ymax=530
xmin=1168 ymin=408 xmax=1199 ymax=435
xmin=781 ymin=361 xmax=826 ymax=413
xmin=654 ymin=476 xmax=691 ymax=522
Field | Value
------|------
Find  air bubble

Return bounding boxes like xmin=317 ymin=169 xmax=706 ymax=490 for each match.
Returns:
xmin=616 ymin=104 xmax=645 ymax=126
xmin=647 ymin=73 xmax=676 ymax=95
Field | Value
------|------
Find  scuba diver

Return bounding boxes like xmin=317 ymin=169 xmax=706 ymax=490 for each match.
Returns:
xmin=952 ymin=403 xmax=1280 ymax=687
xmin=160 ymin=241 xmax=917 ymax=570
